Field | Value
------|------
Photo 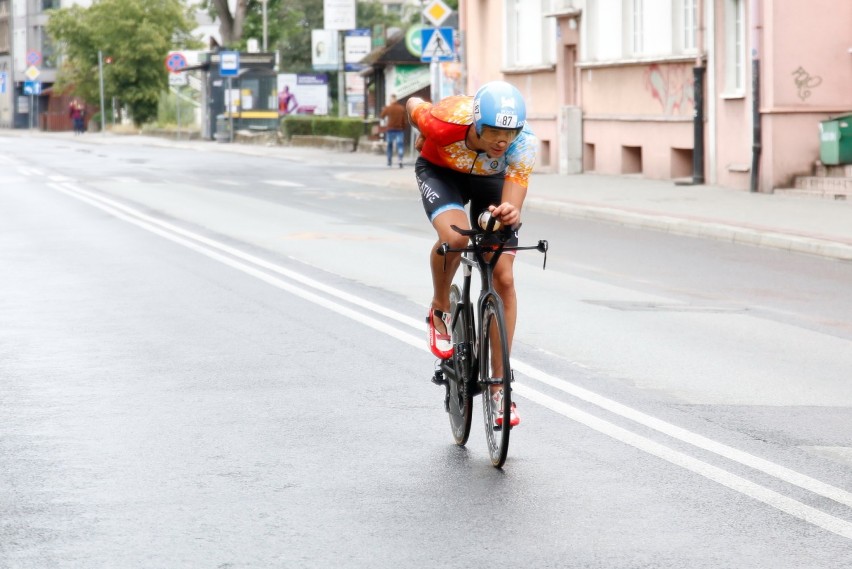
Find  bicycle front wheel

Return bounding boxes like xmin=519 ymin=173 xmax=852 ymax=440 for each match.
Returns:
xmin=447 ymin=284 xmax=473 ymax=445
xmin=479 ymin=293 xmax=512 ymax=468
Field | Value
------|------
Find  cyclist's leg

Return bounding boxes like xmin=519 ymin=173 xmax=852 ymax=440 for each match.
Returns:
xmin=467 ymin=175 xmax=519 ymax=380
xmin=430 ymin=209 xmax=468 ymax=314
xmin=491 ymin=253 xmax=516 ymax=377
xmin=416 ymin=159 xmax=469 ymax=337
xmin=396 ymin=131 xmax=405 ymax=165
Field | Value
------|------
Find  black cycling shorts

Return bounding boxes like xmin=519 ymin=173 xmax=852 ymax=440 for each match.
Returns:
xmin=415 ymin=157 xmax=519 ymax=246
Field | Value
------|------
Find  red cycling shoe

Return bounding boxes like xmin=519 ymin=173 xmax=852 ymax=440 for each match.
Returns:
xmin=427 ymin=307 xmax=453 ymax=360
xmin=491 ymin=388 xmax=520 ymax=429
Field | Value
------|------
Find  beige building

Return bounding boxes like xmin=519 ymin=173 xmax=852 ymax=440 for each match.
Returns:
xmin=459 ymin=0 xmax=852 ymax=192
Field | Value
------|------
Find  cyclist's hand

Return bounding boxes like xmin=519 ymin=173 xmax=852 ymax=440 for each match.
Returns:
xmin=489 ymin=203 xmax=520 ymax=228
xmin=415 ymin=133 xmax=426 ymax=153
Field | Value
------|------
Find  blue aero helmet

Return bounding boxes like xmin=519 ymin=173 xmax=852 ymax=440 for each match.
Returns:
xmin=472 ymin=81 xmax=527 ymax=136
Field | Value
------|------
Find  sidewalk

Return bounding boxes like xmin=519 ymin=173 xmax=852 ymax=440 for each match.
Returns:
xmin=6 ymin=129 xmax=852 ymax=261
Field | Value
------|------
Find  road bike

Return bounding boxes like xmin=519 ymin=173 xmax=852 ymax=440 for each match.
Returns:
xmin=432 ymin=216 xmax=548 ymax=468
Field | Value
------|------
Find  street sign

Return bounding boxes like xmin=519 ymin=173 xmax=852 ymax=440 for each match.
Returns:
xmin=421 ymin=27 xmax=455 ymax=63
xmin=423 ymin=0 xmax=452 ymax=27
xmin=405 ymin=24 xmax=424 ymax=57
xmin=165 ymin=52 xmax=188 ymax=73
xmin=25 ymin=65 xmax=40 ymax=80
xmin=219 ymin=51 xmax=239 ymax=77
xmin=23 ymin=81 xmax=42 ymax=95
xmin=169 ymin=73 xmax=188 ymax=87
xmin=26 ymin=50 xmax=42 ymax=67
xmin=0 ymin=72 xmax=6 ymax=94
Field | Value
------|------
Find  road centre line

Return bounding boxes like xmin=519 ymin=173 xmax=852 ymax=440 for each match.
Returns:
xmin=49 ymin=181 xmax=852 ymax=539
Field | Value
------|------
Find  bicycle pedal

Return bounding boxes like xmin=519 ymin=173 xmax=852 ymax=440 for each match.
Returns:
xmin=432 ymin=369 xmax=447 ymax=386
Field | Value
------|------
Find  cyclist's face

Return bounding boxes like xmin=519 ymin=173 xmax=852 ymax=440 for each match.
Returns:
xmin=477 ymin=126 xmax=520 ymax=156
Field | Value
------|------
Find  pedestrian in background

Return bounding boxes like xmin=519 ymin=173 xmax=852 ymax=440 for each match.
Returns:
xmin=69 ymin=100 xmax=85 ymax=135
xmin=380 ymin=94 xmax=407 ymax=168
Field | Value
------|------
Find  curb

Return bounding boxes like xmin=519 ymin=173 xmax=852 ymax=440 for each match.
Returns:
xmin=523 ymin=198 xmax=852 ymax=262
xmin=345 ymin=171 xmax=852 ymax=262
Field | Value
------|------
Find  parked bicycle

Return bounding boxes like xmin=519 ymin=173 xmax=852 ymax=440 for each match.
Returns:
xmin=432 ymin=214 xmax=547 ymax=468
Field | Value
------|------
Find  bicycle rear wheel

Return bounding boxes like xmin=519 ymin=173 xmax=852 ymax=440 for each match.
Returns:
xmin=447 ymin=285 xmax=473 ymax=445
xmin=480 ymin=293 xmax=512 ymax=468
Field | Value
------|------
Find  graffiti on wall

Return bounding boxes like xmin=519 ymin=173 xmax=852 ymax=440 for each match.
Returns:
xmin=644 ymin=64 xmax=694 ymax=115
xmin=791 ymin=66 xmax=822 ymax=101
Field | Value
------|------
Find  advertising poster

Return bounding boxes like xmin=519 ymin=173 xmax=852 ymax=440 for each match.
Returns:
xmin=323 ymin=0 xmax=356 ymax=31
xmin=344 ymin=29 xmax=371 ymax=72
xmin=311 ymin=30 xmax=339 ymax=71
xmin=278 ymin=73 xmax=330 ymax=116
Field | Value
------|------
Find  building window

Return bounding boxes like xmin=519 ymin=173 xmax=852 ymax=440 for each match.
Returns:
xmin=682 ymin=0 xmax=696 ymax=51
xmin=505 ymin=0 xmax=556 ymax=68
xmin=725 ymin=0 xmax=746 ymax=93
xmin=0 ymin=0 xmax=9 ymax=54
xmin=631 ymin=0 xmax=644 ymax=55
xmin=42 ymin=0 xmax=61 ymax=10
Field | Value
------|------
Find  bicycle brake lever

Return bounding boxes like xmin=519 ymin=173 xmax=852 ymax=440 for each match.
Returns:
xmin=437 ymin=243 xmax=450 ymax=271
xmin=450 ymin=224 xmax=478 ymax=237
xmin=538 ymin=240 xmax=549 ymax=270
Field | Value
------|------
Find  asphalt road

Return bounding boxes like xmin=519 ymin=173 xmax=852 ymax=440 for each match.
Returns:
xmin=1 ymin=133 xmax=851 ymax=568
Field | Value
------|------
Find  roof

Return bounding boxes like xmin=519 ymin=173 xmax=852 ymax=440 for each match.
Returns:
xmin=360 ymin=31 xmax=423 ymax=67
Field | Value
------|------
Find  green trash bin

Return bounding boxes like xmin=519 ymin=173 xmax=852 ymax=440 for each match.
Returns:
xmin=819 ymin=113 xmax=852 ymax=165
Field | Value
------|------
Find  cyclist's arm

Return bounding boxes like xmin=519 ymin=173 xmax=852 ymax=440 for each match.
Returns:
xmin=491 ymin=130 xmax=537 ymax=226
xmin=406 ymin=98 xmax=431 ymax=153
xmin=490 ymin=180 xmax=526 ymax=227
xmin=405 ymin=97 xmax=427 ymax=124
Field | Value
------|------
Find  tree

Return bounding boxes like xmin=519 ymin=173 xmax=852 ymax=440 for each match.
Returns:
xmin=208 ymin=0 xmax=249 ymax=46
xmin=48 ymin=0 xmax=196 ymax=127
xmin=205 ymin=0 xmax=404 ymax=72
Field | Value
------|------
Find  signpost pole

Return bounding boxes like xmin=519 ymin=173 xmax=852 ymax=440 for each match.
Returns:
xmin=176 ymin=85 xmax=181 ymax=140
xmin=338 ymin=30 xmax=345 ymax=117
xmin=228 ymin=77 xmax=234 ymax=143
xmin=262 ymin=0 xmax=268 ymax=52
xmin=98 ymin=51 xmax=106 ymax=135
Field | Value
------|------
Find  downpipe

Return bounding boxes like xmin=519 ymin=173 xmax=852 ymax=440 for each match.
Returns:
xmin=749 ymin=0 xmax=763 ymax=193
xmin=750 ymin=58 xmax=761 ymax=193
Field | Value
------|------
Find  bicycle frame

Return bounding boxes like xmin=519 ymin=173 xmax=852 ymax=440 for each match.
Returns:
xmin=434 ymin=220 xmax=548 ymax=465
xmin=439 ymin=224 xmax=548 ymax=390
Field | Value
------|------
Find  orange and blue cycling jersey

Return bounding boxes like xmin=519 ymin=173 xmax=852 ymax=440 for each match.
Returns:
xmin=410 ymin=96 xmax=537 ymax=188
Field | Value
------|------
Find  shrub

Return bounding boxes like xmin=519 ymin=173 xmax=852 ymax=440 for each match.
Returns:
xmin=281 ymin=116 xmax=364 ymax=141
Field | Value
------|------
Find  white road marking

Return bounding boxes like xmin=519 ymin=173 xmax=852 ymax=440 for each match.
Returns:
xmin=48 ymin=181 xmax=852 ymax=541
xmin=263 ymin=180 xmax=304 ymax=188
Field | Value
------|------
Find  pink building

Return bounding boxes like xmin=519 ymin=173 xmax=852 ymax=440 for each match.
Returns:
xmin=459 ymin=0 xmax=852 ymax=192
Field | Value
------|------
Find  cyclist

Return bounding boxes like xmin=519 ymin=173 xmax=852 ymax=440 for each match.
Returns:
xmin=406 ymin=81 xmax=537 ymax=428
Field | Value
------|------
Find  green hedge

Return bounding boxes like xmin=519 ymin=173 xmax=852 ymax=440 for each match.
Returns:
xmin=280 ymin=116 xmax=364 ymax=141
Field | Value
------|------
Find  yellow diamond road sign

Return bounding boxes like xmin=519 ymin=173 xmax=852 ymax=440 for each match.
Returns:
xmin=25 ymin=65 xmax=40 ymax=80
xmin=423 ymin=0 xmax=452 ymax=27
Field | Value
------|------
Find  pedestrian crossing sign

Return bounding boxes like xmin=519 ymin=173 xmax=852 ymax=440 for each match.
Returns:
xmin=420 ymin=27 xmax=455 ymax=62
